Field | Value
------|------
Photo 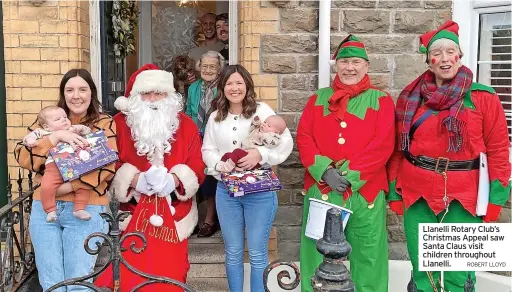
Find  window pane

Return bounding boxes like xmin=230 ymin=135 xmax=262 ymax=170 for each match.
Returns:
xmin=477 ymin=11 xmax=512 ymax=140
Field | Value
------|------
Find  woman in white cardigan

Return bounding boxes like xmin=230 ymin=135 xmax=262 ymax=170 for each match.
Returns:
xmin=202 ymin=65 xmax=293 ymax=292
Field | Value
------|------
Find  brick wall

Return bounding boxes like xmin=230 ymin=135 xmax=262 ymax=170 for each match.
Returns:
xmin=3 ymin=0 xmax=91 ymax=184
xmin=238 ymin=1 xmax=280 ymax=110
xmin=254 ymin=0 xmax=454 ymax=260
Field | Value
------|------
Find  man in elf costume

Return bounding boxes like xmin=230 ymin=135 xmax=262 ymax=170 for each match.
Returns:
xmin=387 ymin=21 xmax=510 ymax=292
xmin=297 ymin=35 xmax=395 ymax=292
xmin=95 ymin=64 xmax=205 ymax=291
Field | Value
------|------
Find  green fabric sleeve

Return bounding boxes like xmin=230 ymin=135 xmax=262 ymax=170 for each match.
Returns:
xmin=307 ymin=155 xmax=333 ymax=183
xmin=489 ymin=179 xmax=511 ymax=206
xmin=337 ymin=160 xmax=366 ymax=193
xmin=386 ymin=180 xmax=402 ymax=201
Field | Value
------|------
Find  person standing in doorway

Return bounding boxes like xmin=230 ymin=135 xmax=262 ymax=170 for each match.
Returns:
xmin=297 ymin=35 xmax=394 ymax=292
xmin=188 ymin=12 xmax=225 ymax=63
xmin=186 ymin=50 xmax=225 ymax=237
xmin=216 ymin=13 xmax=229 ymax=63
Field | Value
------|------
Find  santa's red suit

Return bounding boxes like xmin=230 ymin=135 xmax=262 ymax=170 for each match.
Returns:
xmin=94 ymin=64 xmax=205 ymax=291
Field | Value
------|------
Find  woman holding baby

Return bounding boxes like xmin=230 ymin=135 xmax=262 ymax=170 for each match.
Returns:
xmin=14 ymin=69 xmax=116 ymax=291
xmin=201 ymin=64 xmax=293 ymax=292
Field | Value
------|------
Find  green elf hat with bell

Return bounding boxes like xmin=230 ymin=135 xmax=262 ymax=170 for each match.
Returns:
xmin=419 ymin=20 xmax=460 ymax=54
xmin=329 ymin=34 xmax=369 ymax=66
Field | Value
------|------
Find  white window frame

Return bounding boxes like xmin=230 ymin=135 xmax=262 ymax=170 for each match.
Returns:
xmin=453 ymin=0 xmax=511 ymax=80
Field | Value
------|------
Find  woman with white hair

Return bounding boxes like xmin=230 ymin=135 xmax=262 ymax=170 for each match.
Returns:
xmin=186 ymin=50 xmax=225 ymax=237
xmin=388 ymin=20 xmax=510 ymax=291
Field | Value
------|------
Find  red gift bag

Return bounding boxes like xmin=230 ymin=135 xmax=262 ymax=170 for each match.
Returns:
xmin=94 ymin=195 xmax=190 ymax=291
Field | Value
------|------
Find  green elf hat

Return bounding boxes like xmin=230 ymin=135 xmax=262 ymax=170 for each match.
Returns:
xmin=419 ymin=20 xmax=460 ymax=54
xmin=329 ymin=34 xmax=369 ymax=66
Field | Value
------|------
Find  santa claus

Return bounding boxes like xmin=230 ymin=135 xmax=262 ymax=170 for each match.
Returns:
xmin=95 ymin=64 xmax=205 ymax=291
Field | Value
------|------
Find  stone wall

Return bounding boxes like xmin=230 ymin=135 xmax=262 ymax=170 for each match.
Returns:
xmin=257 ymin=0 xmax=455 ymax=260
xmin=3 ymin=0 xmax=91 ymax=184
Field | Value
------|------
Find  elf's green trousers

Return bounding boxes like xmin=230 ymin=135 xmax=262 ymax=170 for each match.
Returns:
xmin=404 ymin=199 xmax=481 ymax=292
xmin=300 ymin=186 xmax=388 ymax=292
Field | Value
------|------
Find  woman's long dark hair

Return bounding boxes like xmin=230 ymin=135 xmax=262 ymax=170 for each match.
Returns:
xmin=214 ymin=65 xmax=257 ymax=122
xmin=57 ymin=69 xmax=102 ymax=127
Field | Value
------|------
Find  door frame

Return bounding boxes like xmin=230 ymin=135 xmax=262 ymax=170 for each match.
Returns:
xmin=90 ymin=0 xmax=240 ymax=102
xmin=89 ymin=0 xmax=103 ymax=104
xmin=0 ymin=3 xmax=8 ymax=207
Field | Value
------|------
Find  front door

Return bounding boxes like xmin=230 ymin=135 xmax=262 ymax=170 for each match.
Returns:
xmin=99 ymin=1 xmax=125 ymax=116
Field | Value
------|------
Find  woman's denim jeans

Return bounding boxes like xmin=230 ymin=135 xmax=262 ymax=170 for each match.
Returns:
xmin=216 ymin=183 xmax=278 ymax=292
xmin=29 ymin=200 xmax=108 ymax=291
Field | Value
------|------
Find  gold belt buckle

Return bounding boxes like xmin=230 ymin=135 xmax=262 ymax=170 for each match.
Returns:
xmin=435 ymin=157 xmax=450 ymax=174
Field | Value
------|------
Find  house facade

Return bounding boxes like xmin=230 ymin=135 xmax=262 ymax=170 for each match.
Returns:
xmin=2 ymin=0 xmax=511 ymax=263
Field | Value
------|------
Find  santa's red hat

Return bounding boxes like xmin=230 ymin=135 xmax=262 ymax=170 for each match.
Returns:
xmin=114 ymin=63 xmax=176 ymax=112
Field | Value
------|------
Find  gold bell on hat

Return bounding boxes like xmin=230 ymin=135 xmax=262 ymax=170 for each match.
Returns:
xmin=321 ymin=194 xmax=329 ymax=201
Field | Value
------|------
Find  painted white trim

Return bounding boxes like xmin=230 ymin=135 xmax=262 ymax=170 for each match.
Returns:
xmin=453 ymin=0 xmax=511 ymax=80
xmin=473 ymin=0 xmax=511 ymax=8
xmin=228 ymin=0 xmax=238 ymax=65
xmin=89 ymin=0 xmax=102 ymax=104
xmin=318 ymin=0 xmax=331 ymax=88
xmin=138 ymin=1 xmax=153 ymax=66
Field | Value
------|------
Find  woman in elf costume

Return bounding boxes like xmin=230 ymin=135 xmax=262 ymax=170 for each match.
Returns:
xmin=387 ymin=20 xmax=510 ymax=292
xmin=297 ymin=35 xmax=395 ymax=292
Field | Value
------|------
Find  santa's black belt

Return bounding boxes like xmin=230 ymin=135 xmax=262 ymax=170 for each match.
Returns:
xmin=404 ymin=151 xmax=479 ymax=173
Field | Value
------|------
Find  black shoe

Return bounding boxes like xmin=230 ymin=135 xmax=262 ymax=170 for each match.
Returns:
xmin=197 ymin=222 xmax=219 ymax=237
xmin=191 ymin=225 xmax=200 ymax=235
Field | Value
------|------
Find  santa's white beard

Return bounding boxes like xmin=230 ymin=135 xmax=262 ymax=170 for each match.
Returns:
xmin=124 ymin=94 xmax=182 ymax=165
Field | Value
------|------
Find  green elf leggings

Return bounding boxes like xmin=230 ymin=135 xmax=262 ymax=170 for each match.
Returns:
xmin=404 ymin=199 xmax=481 ymax=292
xmin=300 ymin=186 xmax=388 ymax=292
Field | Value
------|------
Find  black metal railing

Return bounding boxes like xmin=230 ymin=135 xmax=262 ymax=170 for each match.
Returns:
xmin=0 ymin=170 xmax=36 ymax=291
xmin=47 ymin=192 xmax=195 ymax=292
xmin=263 ymin=208 xmax=355 ymax=292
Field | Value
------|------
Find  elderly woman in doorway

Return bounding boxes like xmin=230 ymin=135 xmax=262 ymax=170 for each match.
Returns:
xmin=14 ymin=69 xmax=116 ymax=291
xmin=297 ymin=35 xmax=395 ymax=292
xmin=202 ymin=64 xmax=293 ymax=292
xmin=387 ymin=20 xmax=510 ymax=292
xmin=186 ymin=50 xmax=225 ymax=237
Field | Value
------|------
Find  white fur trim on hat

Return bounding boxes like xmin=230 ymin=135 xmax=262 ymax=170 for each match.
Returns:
xmin=110 ymin=163 xmax=140 ymax=203
xmin=130 ymin=69 xmax=176 ymax=97
xmin=329 ymin=59 xmax=336 ymax=66
xmin=170 ymin=164 xmax=200 ymax=201
xmin=114 ymin=96 xmax=130 ymax=112
xmin=175 ymin=197 xmax=198 ymax=241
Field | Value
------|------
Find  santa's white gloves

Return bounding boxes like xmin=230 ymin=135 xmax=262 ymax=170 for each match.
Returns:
xmin=144 ymin=165 xmax=168 ymax=192
xmin=135 ymin=173 xmax=155 ymax=195
xmin=142 ymin=165 xmax=177 ymax=195
xmin=156 ymin=173 xmax=176 ymax=197
xmin=136 ymin=165 xmax=177 ymax=216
